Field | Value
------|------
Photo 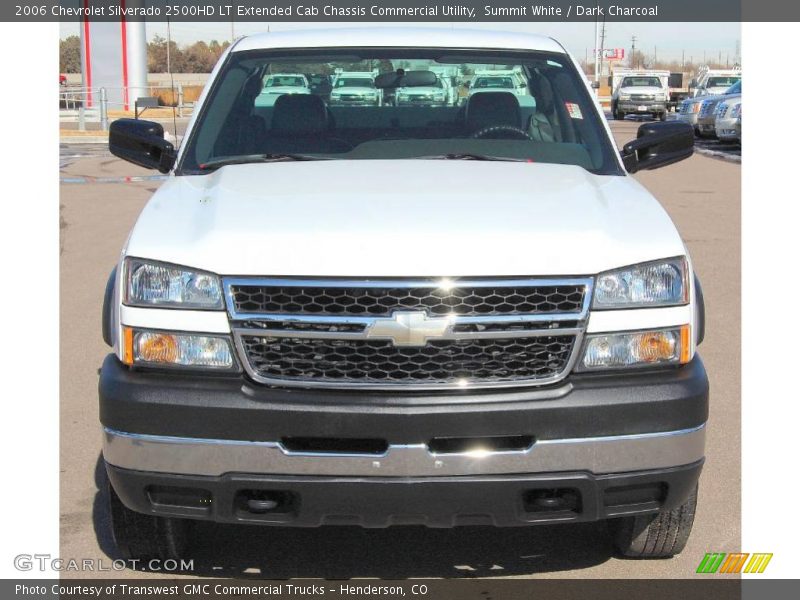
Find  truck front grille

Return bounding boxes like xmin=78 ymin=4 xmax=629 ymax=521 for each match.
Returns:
xmin=224 ymin=277 xmax=592 ymax=390
xmin=228 ymin=281 xmax=586 ymax=317
xmin=240 ymin=335 xmax=576 ymax=386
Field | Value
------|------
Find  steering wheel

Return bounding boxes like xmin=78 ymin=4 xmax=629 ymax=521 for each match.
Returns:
xmin=471 ymin=125 xmax=532 ymax=140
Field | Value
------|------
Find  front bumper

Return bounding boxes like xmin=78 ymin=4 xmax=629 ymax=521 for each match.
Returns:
xmin=396 ymin=97 xmax=448 ymax=107
xmin=100 ymin=355 xmax=708 ymax=526
xmin=106 ymin=461 xmax=703 ymax=528
xmin=329 ymin=97 xmax=380 ymax=106
xmin=617 ymin=101 xmax=667 ymax=113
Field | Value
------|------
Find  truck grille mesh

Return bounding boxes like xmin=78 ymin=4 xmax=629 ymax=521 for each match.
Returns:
xmin=229 ymin=283 xmax=586 ymax=317
xmin=240 ymin=335 xmax=575 ymax=385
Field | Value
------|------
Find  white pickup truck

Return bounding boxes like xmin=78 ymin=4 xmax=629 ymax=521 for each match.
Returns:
xmin=102 ymin=28 xmax=707 ymax=563
xmin=611 ymin=70 xmax=670 ymax=121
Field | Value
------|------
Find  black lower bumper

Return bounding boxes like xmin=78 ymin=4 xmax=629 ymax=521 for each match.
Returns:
xmin=617 ymin=102 xmax=667 ymax=114
xmin=107 ymin=460 xmax=703 ymax=528
xmin=99 ymin=355 xmax=709 ymax=443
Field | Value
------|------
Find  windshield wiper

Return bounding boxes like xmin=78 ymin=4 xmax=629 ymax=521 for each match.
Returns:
xmin=413 ymin=153 xmax=529 ymax=162
xmin=199 ymin=153 xmax=331 ymax=171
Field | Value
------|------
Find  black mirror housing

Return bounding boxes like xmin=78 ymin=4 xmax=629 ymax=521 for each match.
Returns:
xmin=621 ymin=121 xmax=694 ymax=174
xmin=109 ymin=118 xmax=176 ymax=174
xmin=376 ymin=70 xmax=438 ymax=89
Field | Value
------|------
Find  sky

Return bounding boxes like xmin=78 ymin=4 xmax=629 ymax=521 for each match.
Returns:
xmin=60 ymin=21 xmax=741 ymax=65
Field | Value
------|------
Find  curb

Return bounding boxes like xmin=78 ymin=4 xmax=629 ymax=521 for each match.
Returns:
xmin=60 ymin=136 xmax=109 ymax=144
xmin=694 ymin=146 xmax=741 ymax=163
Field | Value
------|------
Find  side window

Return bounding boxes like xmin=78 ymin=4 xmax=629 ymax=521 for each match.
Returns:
xmin=550 ymin=70 xmax=604 ymax=167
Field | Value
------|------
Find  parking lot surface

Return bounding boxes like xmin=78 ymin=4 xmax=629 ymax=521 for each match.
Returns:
xmin=59 ymin=119 xmax=740 ymax=579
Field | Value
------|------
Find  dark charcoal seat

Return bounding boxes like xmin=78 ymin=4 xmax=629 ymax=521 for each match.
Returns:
xmin=464 ymin=91 xmax=522 ymax=135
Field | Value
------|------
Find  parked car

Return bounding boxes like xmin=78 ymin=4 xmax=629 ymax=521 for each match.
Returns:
xmin=690 ymin=67 xmax=741 ymax=98
xmin=468 ymin=69 xmax=528 ymax=98
xmin=260 ymin=73 xmax=310 ymax=96
xmin=678 ymin=97 xmax=704 ymax=133
xmin=330 ymin=72 xmax=381 ymax=106
xmin=695 ymin=80 xmax=742 ymax=138
xmin=104 ymin=28 xmax=706 ymax=562
xmin=715 ymin=95 xmax=742 ymax=143
xmin=395 ymin=73 xmax=450 ymax=106
xmin=611 ymin=71 xmax=669 ymax=120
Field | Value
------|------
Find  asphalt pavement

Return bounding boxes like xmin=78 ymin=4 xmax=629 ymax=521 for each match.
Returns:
xmin=59 ymin=121 xmax=740 ymax=579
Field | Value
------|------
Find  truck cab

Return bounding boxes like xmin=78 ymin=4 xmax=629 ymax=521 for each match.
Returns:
xmin=690 ymin=67 xmax=742 ymax=98
xmin=611 ymin=70 xmax=670 ymax=121
xmin=102 ymin=28 xmax=705 ymax=563
xmin=330 ymin=71 xmax=381 ymax=106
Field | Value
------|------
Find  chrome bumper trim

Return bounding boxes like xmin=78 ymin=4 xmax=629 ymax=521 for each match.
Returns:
xmin=103 ymin=424 xmax=705 ymax=478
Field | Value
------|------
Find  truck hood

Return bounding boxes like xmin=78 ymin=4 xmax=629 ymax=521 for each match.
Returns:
xmin=398 ymin=86 xmax=443 ymax=95
xmin=332 ymin=88 xmax=377 ymax=95
xmin=260 ymin=87 xmax=309 ymax=95
xmin=619 ymin=86 xmax=664 ymax=95
xmin=125 ymin=161 xmax=686 ymax=277
xmin=706 ymin=86 xmax=732 ymax=95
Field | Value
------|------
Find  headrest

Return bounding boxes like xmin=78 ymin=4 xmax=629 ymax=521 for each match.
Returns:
xmin=465 ymin=92 xmax=521 ymax=132
xmin=271 ymin=94 xmax=328 ymax=133
xmin=528 ymin=71 xmax=555 ymax=114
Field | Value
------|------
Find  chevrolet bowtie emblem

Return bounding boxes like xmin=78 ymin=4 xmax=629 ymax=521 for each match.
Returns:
xmin=366 ymin=311 xmax=454 ymax=346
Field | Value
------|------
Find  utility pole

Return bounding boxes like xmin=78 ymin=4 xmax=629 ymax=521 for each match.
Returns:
xmin=654 ymin=46 xmax=657 ymax=67
xmin=599 ymin=16 xmax=606 ymax=79
xmin=631 ymin=35 xmax=637 ymax=69
xmin=593 ymin=14 xmax=600 ymax=92
xmin=166 ymin=19 xmax=171 ymax=74
xmin=231 ymin=21 xmax=235 ymax=43
xmin=682 ymin=49 xmax=685 ymax=69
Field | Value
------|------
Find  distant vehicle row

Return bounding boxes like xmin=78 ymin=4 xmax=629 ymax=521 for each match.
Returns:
xmin=678 ymin=78 xmax=742 ymax=144
xmin=255 ymin=68 xmax=533 ymax=108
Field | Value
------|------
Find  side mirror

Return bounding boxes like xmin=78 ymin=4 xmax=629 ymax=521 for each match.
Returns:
xmin=621 ymin=121 xmax=694 ymax=174
xmin=109 ymin=118 xmax=176 ymax=174
xmin=591 ymin=81 xmax=600 ymax=90
xmin=464 ymin=81 xmax=471 ymax=88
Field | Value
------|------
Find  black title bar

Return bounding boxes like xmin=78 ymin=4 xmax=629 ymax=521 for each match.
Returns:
xmin=5 ymin=1 xmax=800 ymax=22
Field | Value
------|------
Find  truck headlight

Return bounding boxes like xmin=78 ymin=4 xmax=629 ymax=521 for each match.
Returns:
xmin=577 ymin=326 xmax=690 ymax=371
xmin=125 ymin=258 xmax=223 ymax=310
xmin=122 ymin=327 xmax=236 ymax=370
xmin=593 ymin=257 xmax=688 ymax=309
xmin=619 ymin=93 xmax=631 ymax=100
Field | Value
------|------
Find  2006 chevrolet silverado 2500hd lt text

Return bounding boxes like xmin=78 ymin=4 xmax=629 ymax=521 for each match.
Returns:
xmin=100 ymin=28 xmax=707 ymax=561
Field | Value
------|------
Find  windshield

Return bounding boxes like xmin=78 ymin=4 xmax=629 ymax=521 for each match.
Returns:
xmin=265 ymin=76 xmax=306 ymax=88
xmin=708 ymin=76 xmax=740 ymax=87
xmin=336 ymin=78 xmax=374 ymax=88
xmin=724 ymin=80 xmax=742 ymax=94
xmin=180 ymin=48 xmax=621 ymax=175
xmin=474 ymin=76 xmax=514 ymax=88
xmin=621 ymin=77 xmax=662 ymax=88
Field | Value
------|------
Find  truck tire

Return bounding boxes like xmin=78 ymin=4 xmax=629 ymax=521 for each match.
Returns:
xmin=659 ymin=112 xmax=668 ymax=122
xmin=108 ymin=482 xmax=191 ymax=561
xmin=607 ymin=484 xmax=698 ymax=558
